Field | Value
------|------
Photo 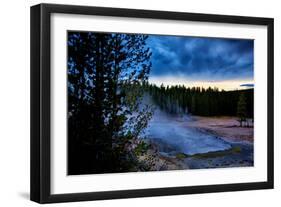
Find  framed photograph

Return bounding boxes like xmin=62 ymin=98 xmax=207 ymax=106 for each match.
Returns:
xmin=30 ymin=3 xmax=274 ymax=203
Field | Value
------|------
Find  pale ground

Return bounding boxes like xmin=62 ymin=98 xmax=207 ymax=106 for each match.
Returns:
xmin=137 ymin=115 xmax=254 ymax=171
xmin=184 ymin=116 xmax=254 ymax=143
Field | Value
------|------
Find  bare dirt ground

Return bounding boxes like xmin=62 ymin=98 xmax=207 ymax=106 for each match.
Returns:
xmin=137 ymin=147 xmax=189 ymax=171
xmin=184 ymin=116 xmax=253 ymax=143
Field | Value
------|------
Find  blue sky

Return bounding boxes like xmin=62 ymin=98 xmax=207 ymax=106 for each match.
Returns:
xmin=147 ymin=35 xmax=254 ymax=90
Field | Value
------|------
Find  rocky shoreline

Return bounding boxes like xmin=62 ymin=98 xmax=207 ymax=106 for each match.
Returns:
xmin=136 ymin=139 xmax=190 ymax=171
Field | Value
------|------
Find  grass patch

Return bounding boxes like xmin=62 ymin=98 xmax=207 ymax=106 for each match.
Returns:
xmin=231 ymin=146 xmax=242 ymax=153
xmin=176 ymin=153 xmax=188 ymax=159
xmin=179 ymin=146 xmax=242 ymax=159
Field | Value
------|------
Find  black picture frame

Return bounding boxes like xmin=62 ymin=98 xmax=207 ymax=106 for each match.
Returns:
xmin=30 ymin=3 xmax=274 ymax=204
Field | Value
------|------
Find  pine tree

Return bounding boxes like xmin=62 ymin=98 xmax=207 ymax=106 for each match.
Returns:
xmin=237 ymin=93 xmax=247 ymax=127
xmin=67 ymin=32 xmax=152 ymax=174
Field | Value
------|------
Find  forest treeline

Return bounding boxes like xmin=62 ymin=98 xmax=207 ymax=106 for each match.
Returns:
xmin=144 ymin=83 xmax=254 ymax=118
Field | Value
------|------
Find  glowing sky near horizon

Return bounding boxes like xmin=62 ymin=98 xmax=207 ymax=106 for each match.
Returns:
xmin=149 ymin=75 xmax=254 ymax=91
xmin=147 ymin=35 xmax=254 ymax=91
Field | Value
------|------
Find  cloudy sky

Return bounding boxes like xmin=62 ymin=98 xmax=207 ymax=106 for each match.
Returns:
xmin=147 ymin=35 xmax=254 ymax=91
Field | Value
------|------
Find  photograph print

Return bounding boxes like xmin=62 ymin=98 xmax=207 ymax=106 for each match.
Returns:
xmin=67 ymin=31 xmax=254 ymax=175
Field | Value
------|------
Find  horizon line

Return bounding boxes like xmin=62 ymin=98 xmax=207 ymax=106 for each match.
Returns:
xmin=148 ymin=76 xmax=254 ymax=91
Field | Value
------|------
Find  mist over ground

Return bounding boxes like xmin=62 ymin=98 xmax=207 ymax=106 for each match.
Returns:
xmin=142 ymin=95 xmax=232 ymax=155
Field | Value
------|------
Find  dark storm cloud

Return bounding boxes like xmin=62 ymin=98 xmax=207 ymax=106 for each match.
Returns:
xmin=240 ymin=83 xmax=254 ymax=88
xmin=147 ymin=35 xmax=254 ymax=81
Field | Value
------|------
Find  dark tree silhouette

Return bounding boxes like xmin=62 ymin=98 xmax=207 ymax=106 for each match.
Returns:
xmin=237 ymin=93 xmax=248 ymax=127
xmin=67 ymin=32 xmax=152 ymax=174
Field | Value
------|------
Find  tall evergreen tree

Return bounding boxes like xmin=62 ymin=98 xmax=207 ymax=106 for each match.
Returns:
xmin=67 ymin=32 xmax=152 ymax=174
xmin=237 ymin=93 xmax=247 ymax=127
